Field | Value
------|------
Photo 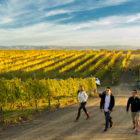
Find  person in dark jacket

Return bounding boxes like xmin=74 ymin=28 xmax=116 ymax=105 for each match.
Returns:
xmin=126 ymin=90 xmax=140 ymax=135
xmin=100 ymin=87 xmax=115 ymax=132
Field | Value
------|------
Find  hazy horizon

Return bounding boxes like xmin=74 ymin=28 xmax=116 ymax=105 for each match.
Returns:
xmin=0 ymin=0 xmax=140 ymax=48
xmin=0 ymin=45 xmax=139 ymax=50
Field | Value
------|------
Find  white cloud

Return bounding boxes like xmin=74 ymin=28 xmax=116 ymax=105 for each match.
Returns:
xmin=45 ymin=10 xmax=71 ymax=17
xmin=0 ymin=17 xmax=13 ymax=24
xmin=0 ymin=0 xmax=75 ymax=26
xmin=0 ymin=0 xmax=139 ymax=47
xmin=126 ymin=14 xmax=140 ymax=23
xmin=54 ymin=16 xmax=74 ymax=23
xmin=60 ymin=0 xmax=133 ymax=12
xmin=68 ymin=13 xmax=140 ymax=30
xmin=102 ymin=0 xmax=132 ymax=6
xmin=1 ymin=13 xmax=140 ymax=46
xmin=0 ymin=0 xmax=132 ymax=27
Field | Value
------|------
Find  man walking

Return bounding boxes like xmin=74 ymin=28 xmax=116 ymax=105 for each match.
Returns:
xmin=100 ymin=87 xmax=115 ymax=132
xmin=126 ymin=90 xmax=140 ymax=135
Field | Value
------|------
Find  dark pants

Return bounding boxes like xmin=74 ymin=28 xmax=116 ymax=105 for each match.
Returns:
xmin=78 ymin=102 xmax=87 ymax=114
xmin=104 ymin=111 xmax=112 ymax=129
xmin=76 ymin=102 xmax=88 ymax=120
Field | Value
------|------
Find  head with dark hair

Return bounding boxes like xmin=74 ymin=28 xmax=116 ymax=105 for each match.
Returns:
xmin=106 ymin=87 xmax=111 ymax=89
xmin=79 ymin=85 xmax=84 ymax=91
xmin=106 ymin=87 xmax=111 ymax=95
xmin=77 ymin=85 xmax=84 ymax=94
xmin=132 ymin=89 xmax=138 ymax=97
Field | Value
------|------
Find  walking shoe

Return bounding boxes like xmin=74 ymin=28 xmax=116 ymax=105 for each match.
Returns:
xmin=135 ymin=130 xmax=139 ymax=135
xmin=75 ymin=113 xmax=80 ymax=121
xmin=135 ymin=129 xmax=139 ymax=135
xmin=110 ymin=122 xmax=113 ymax=128
xmin=85 ymin=112 xmax=90 ymax=120
xmin=74 ymin=119 xmax=79 ymax=122
xmin=132 ymin=126 xmax=136 ymax=130
xmin=104 ymin=128 xmax=108 ymax=132
xmin=86 ymin=115 xmax=90 ymax=120
xmin=86 ymin=117 xmax=90 ymax=120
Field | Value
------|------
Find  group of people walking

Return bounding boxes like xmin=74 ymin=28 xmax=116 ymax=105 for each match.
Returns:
xmin=75 ymin=85 xmax=140 ymax=135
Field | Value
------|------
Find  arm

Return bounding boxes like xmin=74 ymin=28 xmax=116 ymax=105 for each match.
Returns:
xmin=126 ymin=98 xmax=131 ymax=112
xmin=77 ymin=91 xmax=80 ymax=103
xmin=139 ymin=98 xmax=140 ymax=111
xmin=108 ymin=96 xmax=115 ymax=111
xmin=84 ymin=91 xmax=88 ymax=101
xmin=99 ymin=93 xmax=103 ymax=98
xmin=99 ymin=91 xmax=105 ymax=98
xmin=100 ymin=96 xmax=104 ymax=109
xmin=77 ymin=90 xmax=80 ymax=95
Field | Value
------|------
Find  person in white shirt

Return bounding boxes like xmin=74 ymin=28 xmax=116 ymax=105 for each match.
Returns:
xmin=75 ymin=85 xmax=90 ymax=121
xmin=100 ymin=87 xmax=115 ymax=132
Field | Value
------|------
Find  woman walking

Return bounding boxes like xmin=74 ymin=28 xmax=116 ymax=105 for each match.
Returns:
xmin=75 ymin=85 xmax=90 ymax=121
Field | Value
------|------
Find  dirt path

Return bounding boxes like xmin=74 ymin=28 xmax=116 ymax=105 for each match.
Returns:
xmin=0 ymin=70 xmax=139 ymax=140
xmin=0 ymin=84 xmax=140 ymax=140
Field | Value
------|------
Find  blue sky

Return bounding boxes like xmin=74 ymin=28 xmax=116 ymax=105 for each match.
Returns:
xmin=0 ymin=0 xmax=140 ymax=47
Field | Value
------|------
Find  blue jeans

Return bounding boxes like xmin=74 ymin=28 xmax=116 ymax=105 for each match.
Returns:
xmin=104 ymin=111 xmax=112 ymax=129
